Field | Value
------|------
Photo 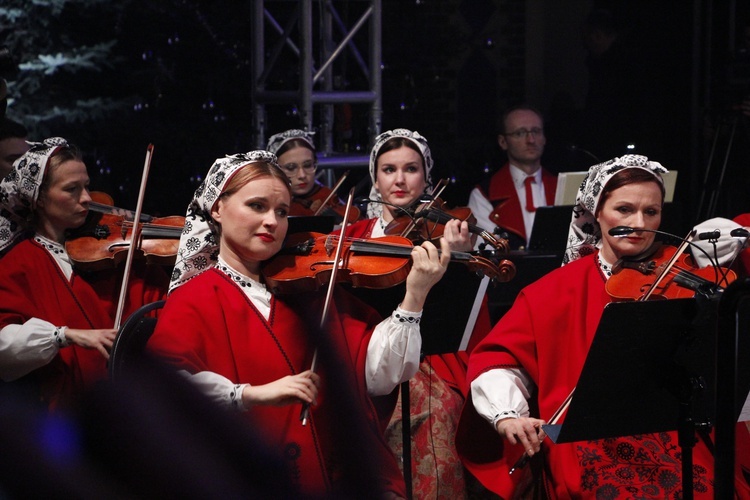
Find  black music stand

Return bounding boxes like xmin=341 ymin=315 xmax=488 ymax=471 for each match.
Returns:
xmin=715 ymin=278 xmax=750 ymax=498
xmin=542 ymin=298 xmax=737 ymax=500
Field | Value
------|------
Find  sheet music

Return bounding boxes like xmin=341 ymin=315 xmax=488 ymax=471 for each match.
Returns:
xmin=459 ymin=276 xmax=490 ymax=351
xmin=555 ymin=171 xmax=678 ymax=206
xmin=740 ymin=393 xmax=750 ymax=422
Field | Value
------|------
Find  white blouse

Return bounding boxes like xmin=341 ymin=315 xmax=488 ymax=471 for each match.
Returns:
xmin=182 ymin=256 xmax=423 ymax=411
xmin=0 ymin=235 xmax=73 ymax=381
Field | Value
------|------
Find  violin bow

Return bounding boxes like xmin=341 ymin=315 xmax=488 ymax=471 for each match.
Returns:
xmin=300 ymin=187 xmax=357 ymax=426
xmin=113 ymin=144 xmax=155 ymax=330
xmin=313 ymin=170 xmax=351 ymax=216
xmin=398 ymin=178 xmax=449 ymax=238
xmin=641 ymin=229 xmax=696 ymax=301
xmin=509 ymin=386 xmax=576 ymax=474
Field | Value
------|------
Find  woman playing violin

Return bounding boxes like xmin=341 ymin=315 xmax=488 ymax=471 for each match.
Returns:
xmin=267 ymin=128 xmax=358 ymax=224
xmin=456 ymin=155 xmax=750 ymax=498
xmin=342 ymin=128 xmax=492 ymax=498
xmin=0 ymin=138 xmax=167 ymax=412
xmin=147 ymin=151 xmax=450 ymax=498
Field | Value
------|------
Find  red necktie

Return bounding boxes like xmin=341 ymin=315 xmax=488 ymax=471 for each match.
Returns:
xmin=524 ymin=176 xmax=536 ymax=212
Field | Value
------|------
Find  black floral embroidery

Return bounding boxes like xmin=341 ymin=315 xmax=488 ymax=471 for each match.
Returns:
xmin=394 ymin=312 xmax=420 ymax=324
xmin=35 ymin=236 xmax=65 ymax=255
xmin=597 ymin=256 xmax=613 ymax=277
xmin=194 ymin=255 xmax=208 ymax=270
xmin=575 ymin=434 xmax=707 ymax=498
xmin=212 ymin=170 xmax=225 ymax=187
xmin=229 ymin=384 xmax=243 ymax=410
xmin=494 ymin=410 xmax=518 ymax=420
xmin=582 ymin=221 xmax=596 ymax=236
xmin=53 ymin=326 xmax=68 ymax=347
xmin=185 ymin=237 xmax=201 ymax=252
xmin=218 ymin=263 xmax=253 ymax=288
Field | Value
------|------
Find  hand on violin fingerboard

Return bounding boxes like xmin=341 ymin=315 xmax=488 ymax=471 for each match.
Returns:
xmin=441 ymin=218 xmax=477 ymax=252
xmin=401 ymin=237 xmax=451 ymax=312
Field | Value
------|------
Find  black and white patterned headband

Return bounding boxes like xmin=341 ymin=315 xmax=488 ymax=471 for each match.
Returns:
xmin=562 ymin=154 xmax=667 ymax=265
xmin=0 ymin=137 xmax=70 ymax=252
xmin=169 ymin=150 xmax=279 ymax=292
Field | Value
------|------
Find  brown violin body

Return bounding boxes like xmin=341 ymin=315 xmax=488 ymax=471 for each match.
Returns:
xmin=66 ymin=192 xmax=184 ymax=270
xmin=606 ymin=243 xmax=736 ymax=301
xmin=384 ymin=197 xmax=511 ymax=257
xmin=261 ymin=232 xmax=515 ymax=294
xmin=290 ymin=184 xmax=360 ymax=224
xmin=384 ymin=197 xmax=472 ymax=240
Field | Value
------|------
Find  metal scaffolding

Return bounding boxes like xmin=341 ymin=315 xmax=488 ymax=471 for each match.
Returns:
xmin=251 ymin=0 xmax=382 ymax=182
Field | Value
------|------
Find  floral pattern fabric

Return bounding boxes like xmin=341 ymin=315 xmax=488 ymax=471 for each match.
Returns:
xmin=385 ymin=361 xmax=468 ymax=499
xmin=576 ymin=433 xmax=708 ymax=499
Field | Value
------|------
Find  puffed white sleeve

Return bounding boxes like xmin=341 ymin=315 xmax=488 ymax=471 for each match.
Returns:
xmin=365 ymin=306 xmax=422 ymax=396
xmin=0 ymin=318 xmax=67 ymax=382
xmin=179 ymin=370 xmax=249 ymax=412
xmin=471 ymin=367 xmax=534 ymax=427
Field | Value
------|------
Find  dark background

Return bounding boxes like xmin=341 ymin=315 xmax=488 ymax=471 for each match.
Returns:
xmin=2 ymin=0 xmax=749 ymax=227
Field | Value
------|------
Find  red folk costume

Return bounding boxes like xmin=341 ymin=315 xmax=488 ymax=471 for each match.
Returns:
xmin=733 ymin=213 xmax=750 ymax=276
xmin=468 ymin=162 xmax=557 ymax=246
xmin=147 ymin=150 xmax=413 ymax=497
xmin=0 ymin=138 xmax=167 ymax=411
xmin=350 ymin=128 xmax=494 ymax=498
xmin=149 ymin=267 xmax=404 ymax=496
xmin=457 ymin=155 xmax=750 ymax=499
xmin=0 ymin=239 xmax=166 ymax=410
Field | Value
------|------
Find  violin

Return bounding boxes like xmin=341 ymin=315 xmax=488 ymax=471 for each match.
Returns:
xmin=606 ymin=242 xmax=736 ymax=301
xmin=290 ymin=171 xmax=360 ymax=224
xmin=290 ymin=184 xmax=360 ymax=224
xmin=382 ymin=178 xmax=510 ymax=254
xmin=65 ymin=191 xmax=184 ymax=271
xmin=261 ymin=232 xmax=516 ymax=294
xmin=384 ymin=197 xmax=511 ymax=254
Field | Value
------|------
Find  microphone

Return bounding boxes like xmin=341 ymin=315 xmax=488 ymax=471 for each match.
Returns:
xmin=730 ymin=227 xmax=750 ymax=238
xmin=608 ymin=226 xmax=636 ymax=237
xmin=697 ymin=230 xmax=721 ymax=241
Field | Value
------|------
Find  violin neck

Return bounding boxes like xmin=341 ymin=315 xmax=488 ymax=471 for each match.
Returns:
xmin=89 ymin=201 xmax=152 ymax=223
xmin=420 ymin=207 xmax=506 ymax=251
xmin=141 ymin=225 xmax=182 ymax=240
xmin=348 ymin=238 xmax=472 ymax=263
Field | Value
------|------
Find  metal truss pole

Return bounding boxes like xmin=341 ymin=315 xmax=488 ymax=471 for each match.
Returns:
xmin=250 ymin=0 xmax=381 ymax=180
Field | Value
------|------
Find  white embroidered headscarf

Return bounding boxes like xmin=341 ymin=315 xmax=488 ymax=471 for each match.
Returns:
xmin=562 ymin=154 xmax=667 ymax=265
xmin=366 ymin=129 xmax=434 ymax=219
xmin=266 ymin=129 xmax=316 ymax=156
xmin=169 ymin=150 xmax=280 ymax=293
xmin=0 ymin=137 xmax=70 ymax=253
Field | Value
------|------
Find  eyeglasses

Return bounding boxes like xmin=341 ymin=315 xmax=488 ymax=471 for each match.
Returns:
xmin=280 ymin=160 xmax=316 ymax=174
xmin=504 ymin=127 xmax=544 ymax=139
